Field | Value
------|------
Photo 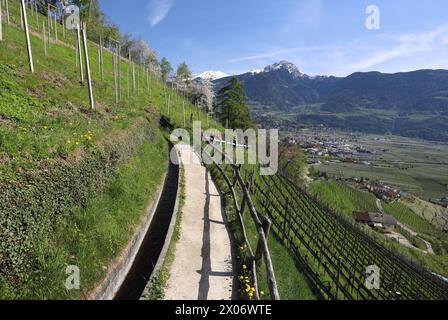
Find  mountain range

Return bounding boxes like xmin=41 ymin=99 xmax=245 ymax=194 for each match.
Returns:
xmin=212 ymin=61 xmax=448 ymax=141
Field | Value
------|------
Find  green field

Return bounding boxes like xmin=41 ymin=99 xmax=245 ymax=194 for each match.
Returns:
xmin=312 ymin=133 xmax=448 ymax=200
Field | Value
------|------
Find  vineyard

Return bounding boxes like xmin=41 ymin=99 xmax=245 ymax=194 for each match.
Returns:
xmin=250 ymin=171 xmax=448 ymax=299
xmin=206 ymin=144 xmax=448 ymax=300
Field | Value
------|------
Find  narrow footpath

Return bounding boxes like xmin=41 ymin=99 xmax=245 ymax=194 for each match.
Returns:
xmin=164 ymin=144 xmax=234 ymax=300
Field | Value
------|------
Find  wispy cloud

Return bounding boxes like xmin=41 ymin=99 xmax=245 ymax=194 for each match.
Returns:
xmin=147 ymin=0 xmax=174 ymax=28
xmin=342 ymin=24 xmax=448 ymax=73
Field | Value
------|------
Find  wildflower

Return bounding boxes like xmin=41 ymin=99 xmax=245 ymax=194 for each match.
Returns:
xmin=43 ymin=126 xmax=48 ymax=130
xmin=243 ymin=265 xmax=247 ymax=270
xmin=260 ymin=291 xmax=265 ymax=296
xmin=239 ymin=276 xmax=244 ymax=281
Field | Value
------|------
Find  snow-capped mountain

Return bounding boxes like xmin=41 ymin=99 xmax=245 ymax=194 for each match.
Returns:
xmin=195 ymin=70 xmax=229 ymax=81
xmin=263 ymin=60 xmax=308 ymax=78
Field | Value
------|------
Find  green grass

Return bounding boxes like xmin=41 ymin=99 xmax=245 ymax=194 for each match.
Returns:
xmin=0 ymin=7 xmax=219 ymax=299
xmin=242 ymin=211 xmax=317 ymax=300
xmin=0 ymin=133 xmax=167 ymax=299
xmin=382 ymin=201 xmax=435 ymax=234
xmin=309 ymin=181 xmax=378 ymax=216
xmin=0 ymin=7 xmax=215 ymax=168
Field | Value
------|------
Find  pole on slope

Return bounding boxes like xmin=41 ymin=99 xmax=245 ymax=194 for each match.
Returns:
xmin=76 ymin=23 xmax=83 ymax=82
xmin=75 ymin=36 xmax=78 ymax=67
xmin=81 ymin=22 xmax=94 ymax=110
xmin=117 ymin=44 xmax=121 ymax=100
xmin=100 ymin=35 xmax=104 ymax=81
xmin=0 ymin=0 xmax=3 ymax=42
xmin=132 ymin=62 xmax=135 ymax=96
xmin=62 ymin=16 xmax=65 ymax=39
xmin=54 ymin=14 xmax=57 ymax=43
xmin=20 ymin=0 xmax=34 ymax=73
xmin=5 ymin=0 xmax=9 ymax=26
xmin=42 ymin=21 xmax=47 ymax=56
xmin=113 ymin=54 xmax=118 ymax=105
xmin=35 ymin=0 xmax=38 ymax=29
xmin=126 ymin=61 xmax=130 ymax=99
xmin=182 ymin=92 xmax=186 ymax=127
xmin=20 ymin=1 xmax=24 ymax=29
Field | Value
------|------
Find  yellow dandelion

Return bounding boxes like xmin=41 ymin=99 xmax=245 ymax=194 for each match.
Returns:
xmin=243 ymin=265 xmax=247 ymax=270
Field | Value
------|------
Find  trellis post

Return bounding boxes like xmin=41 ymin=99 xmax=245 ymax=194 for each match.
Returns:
xmin=54 ymin=14 xmax=57 ymax=42
xmin=20 ymin=0 xmax=34 ymax=73
xmin=0 ymin=0 xmax=3 ymax=42
xmin=20 ymin=1 xmax=24 ymax=29
xmin=81 ymin=22 xmax=94 ymax=110
xmin=5 ymin=0 xmax=9 ymax=26
xmin=42 ymin=21 xmax=47 ymax=56
xmin=76 ymin=23 xmax=83 ymax=82
xmin=113 ymin=54 xmax=118 ymax=105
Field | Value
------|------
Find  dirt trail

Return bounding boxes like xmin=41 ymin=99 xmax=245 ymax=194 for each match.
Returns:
xmin=164 ymin=144 xmax=234 ymax=300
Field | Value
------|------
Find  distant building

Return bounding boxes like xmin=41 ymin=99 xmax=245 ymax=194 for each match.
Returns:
xmin=353 ymin=212 xmax=397 ymax=233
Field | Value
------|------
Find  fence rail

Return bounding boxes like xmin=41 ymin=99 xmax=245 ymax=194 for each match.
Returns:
xmin=201 ymin=144 xmax=280 ymax=300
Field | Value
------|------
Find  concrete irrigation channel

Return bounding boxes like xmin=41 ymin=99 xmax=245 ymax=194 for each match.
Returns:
xmin=111 ymin=150 xmax=181 ymax=300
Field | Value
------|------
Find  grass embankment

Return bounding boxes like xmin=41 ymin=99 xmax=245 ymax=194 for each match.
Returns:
xmin=208 ymin=164 xmax=317 ymax=300
xmin=0 ymin=7 xmax=215 ymax=299
xmin=309 ymin=180 xmax=448 ymax=276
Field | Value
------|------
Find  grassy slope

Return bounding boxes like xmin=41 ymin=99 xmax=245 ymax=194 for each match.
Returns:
xmin=0 ymin=7 xmax=216 ymax=299
xmin=310 ymin=180 xmax=377 ymax=216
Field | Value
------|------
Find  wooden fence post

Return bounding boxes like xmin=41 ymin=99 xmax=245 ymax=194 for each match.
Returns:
xmin=20 ymin=0 xmax=34 ymax=73
xmin=255 ymin=217 xmax=272 ymax=262
xmin=81 ymin=22 xmax=94 ymax=110
xmin=335 ymin=256 xmax=343 ymax=300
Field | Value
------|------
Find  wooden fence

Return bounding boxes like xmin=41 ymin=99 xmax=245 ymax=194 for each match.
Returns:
xmin=201 ymin=144 xmax=280 ymax=300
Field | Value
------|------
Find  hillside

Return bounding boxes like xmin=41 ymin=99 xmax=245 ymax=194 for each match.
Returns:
xmin=214 ymin=61 xmax=448 ymax=141
xmin=0 ymin=4 xmax=214 ymax=299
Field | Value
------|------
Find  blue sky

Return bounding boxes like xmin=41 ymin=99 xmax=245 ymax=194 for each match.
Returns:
xmin=101 ymin=0 xmax=448 ymax=77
